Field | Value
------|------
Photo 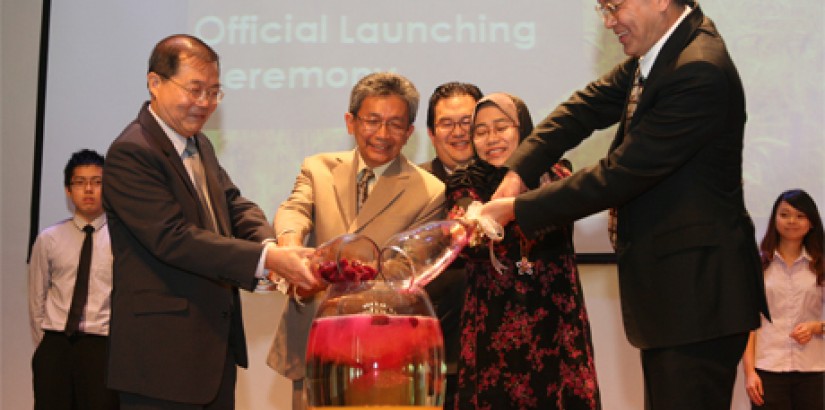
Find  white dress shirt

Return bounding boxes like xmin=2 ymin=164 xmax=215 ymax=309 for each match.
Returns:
xmin=28 ymin=214 xmax=113 ymax=343
xmin=755 ymin=249 xmax=825 ymax=372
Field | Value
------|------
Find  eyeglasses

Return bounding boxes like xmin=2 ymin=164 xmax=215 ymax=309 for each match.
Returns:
xmin=435 ymin=116 xmax=473 ymax=135
xmin=355 ymin=115 xmax=410 ymax=136
xmin=69 ymin=177 xmax=103 ymax=188
xmin=595 ymin=0 xmax=626 ymax=20
xmin=472 ymin=121 xmax=517 ymax=140
xmin=164 ymin=77 xmax=224 ymax=104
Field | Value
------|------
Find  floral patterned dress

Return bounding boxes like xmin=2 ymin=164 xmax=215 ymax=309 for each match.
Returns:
xmin=447 ymin=160 xmax=601 ymax=410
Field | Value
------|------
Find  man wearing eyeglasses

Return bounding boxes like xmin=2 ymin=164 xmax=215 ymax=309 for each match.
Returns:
xmin=268 ymin=72 xmax=445 ymax=410
xmin=29 ymin=149 xmax=119 ymax=410
xmin=103 ymin=34 xmax=317 ymax=409
xmin=421 ymin=81 xmax=483 ymax=180
xmin=479 ymin=1 xmax=769 ymax=409
xmin=418 ymin=81 xmax=481 ymax=410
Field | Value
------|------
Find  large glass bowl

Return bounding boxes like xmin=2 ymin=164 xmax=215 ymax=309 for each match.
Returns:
xmin=305 ymin=280 xmax=445 ymax=409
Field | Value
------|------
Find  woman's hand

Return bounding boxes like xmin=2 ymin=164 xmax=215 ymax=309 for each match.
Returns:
xmin=491 ymin=170 xmax=528 ymax=199
xmin=789 ymin=321 xmax=821 ymax=345
xmin=479 ymin=198 xmax=516 ymax=227
xmin=744 ymin=369 xmax=764 ymax=406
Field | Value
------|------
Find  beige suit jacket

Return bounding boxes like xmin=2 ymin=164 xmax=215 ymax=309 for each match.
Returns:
xmin=267 ymin=150 xmax=445 ymax=379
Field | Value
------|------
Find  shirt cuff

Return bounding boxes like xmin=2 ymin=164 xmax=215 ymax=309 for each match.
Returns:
xmin=253 ymin=242 xmax=290 ymax=294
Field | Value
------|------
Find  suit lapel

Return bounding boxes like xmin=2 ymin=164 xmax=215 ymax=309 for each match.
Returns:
xmin=139 ymin=104 xmax=197 ymax=201
xmin=333 ymin=151 xmax=358 ymax=229
xmin=612 ymin=59 xmax=639 ymax=152
xmin=194 ymin=134 xmax=231 ymax=235
xmin=350 ymin=156 xmax=408 ymax=233
xmin=138 ymin=104 xmax=228 ymax=235
xmin=646 ymin=6 xmax=705 ymax=88
xmin=431 ymin=157 xmax=449 ymax=183
xmin=611 ymin=7 xmax=705 ymax=152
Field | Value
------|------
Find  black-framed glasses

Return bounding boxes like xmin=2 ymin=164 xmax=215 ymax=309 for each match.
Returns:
xmin=435 ymin=116 xmax=473 ymax=135
xmin=164 ymin=76 xmax=224 ymax=104
xmin=69 ymin=177 xmax=103 ymax=188
xmin=472 ymin=120 xmax=517 ymax=140
xmin=355 ymin=115 xmax=410 ymax=136
xmin=595 ymin=0 xmax=626 ymax=20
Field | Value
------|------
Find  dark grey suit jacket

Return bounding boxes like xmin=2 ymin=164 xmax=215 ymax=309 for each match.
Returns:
xmin=419 ymin=157 xmax=450 ymax=183
xmin=507 ymin=7 xmax=769 ymax=349
xmin=103 ymin=103 xmax=274 ymax=403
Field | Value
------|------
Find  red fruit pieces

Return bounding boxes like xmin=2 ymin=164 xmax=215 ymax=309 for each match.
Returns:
xmin=316 ymin=258 xmax=379 ymax=283
xmin=316 ymin=260 xmax=339 ymax=282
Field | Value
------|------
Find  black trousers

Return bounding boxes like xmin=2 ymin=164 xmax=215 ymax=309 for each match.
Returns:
xmin=754 ymin=369 xmax=824 ymax=410
xmin=32 ymin=331 xmax=119 ymax=410
xmin=119 ymin=349 xmax=237 ymax=410
xmin=640 ymin=332 xmax=749 ymax=410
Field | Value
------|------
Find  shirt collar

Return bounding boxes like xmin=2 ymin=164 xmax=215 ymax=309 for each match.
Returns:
xmin=772 ymin=248 xmax=813 ymax=265
xmin=638 ymin=5 xmax=692 ymax=79
xmin=73 ymin=213 xmax=107 ymax=232
xmin=355 ymin=149 xmax=394 ymax=179
xmin=148 ymin=105 xmax=190 ymax=158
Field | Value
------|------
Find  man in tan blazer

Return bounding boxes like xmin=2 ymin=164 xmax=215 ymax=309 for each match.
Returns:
xmin=267 ymin=72 xmax=445 ymax=410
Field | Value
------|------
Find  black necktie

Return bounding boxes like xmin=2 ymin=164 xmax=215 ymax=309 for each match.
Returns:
xmin=184 ymin=138 xmax=219 ymax=232
xmin=65 ymin=224 xmax=94 ymax=335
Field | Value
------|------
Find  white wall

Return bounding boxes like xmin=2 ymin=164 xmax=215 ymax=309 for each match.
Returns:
xmin=0 ymin=2 xmax=754 ymax=410
xmin=1 ymin=0 xmax=43 ymax=409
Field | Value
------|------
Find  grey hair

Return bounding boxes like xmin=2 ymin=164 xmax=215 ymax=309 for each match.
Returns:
xmin=348 ymin=72 xmax=420 ymax=124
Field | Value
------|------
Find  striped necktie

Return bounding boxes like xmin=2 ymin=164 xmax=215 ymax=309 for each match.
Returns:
xmin=357 ymin=168 xmax=374 ymax=213
xmin=184 ymin=138 xmax=219 ymax=232
xmin=609 ymin=66 xmax=645 ymax=250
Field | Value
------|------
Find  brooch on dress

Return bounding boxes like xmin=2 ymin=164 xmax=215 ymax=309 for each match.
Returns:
xmin=516 ymin=256 xmax=534 ymax=275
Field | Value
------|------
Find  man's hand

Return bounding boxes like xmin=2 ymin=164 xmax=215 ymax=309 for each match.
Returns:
xmin=276 ymin=231 xmax=302 ymax=247
xmin=479 ymin=197 xmax=516 ymax=227
xmin=291 ymin=282 xmax=329 ymax=299
xmin=264 ymin=244 xmax=317 ymax=290
xmin=491 ymin=170 xmax=528 ymax=199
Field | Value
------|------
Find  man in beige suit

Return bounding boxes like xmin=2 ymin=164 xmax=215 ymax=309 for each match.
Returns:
xmin=267 ymin=72 xmax=446 ymax=410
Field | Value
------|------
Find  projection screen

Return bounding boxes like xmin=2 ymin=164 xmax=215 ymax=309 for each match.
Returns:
xmin=36 ymin=0 xmax=824 ymax=257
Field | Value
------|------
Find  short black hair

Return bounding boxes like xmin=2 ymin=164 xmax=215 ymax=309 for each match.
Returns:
xmin=426 ymin=82 xmax=483 ymax=132
xmin=63 ymin=149 xmax=104 ymax=187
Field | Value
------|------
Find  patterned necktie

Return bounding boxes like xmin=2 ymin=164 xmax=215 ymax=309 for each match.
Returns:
xmin=609 ymin=66 xmax=645 ymax=250
xmin=184 ymin=138 xmax=219 ymax=232
xmin=357 ymin=168 xmax=374 ymax=213
xmin=65 ymin=224 xmax=94 ymax=335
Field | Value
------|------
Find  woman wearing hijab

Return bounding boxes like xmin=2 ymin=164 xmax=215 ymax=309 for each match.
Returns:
xmin=447 ymin=93 xmax=601 ymax=409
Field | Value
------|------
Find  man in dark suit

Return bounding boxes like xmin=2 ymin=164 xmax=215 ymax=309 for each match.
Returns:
xmin=479 ymin=1 xmax=770 ymax=409
xmin=420 ymin=81 xmax=483 ymax=180
xmin=103 ymin=34 xmax=317 ymax=409
xmin=418 ymin=81 xmax=481 ymax=409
